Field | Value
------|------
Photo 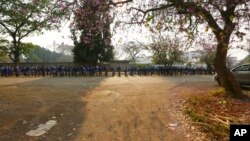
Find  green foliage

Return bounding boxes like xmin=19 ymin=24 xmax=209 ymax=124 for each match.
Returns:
xmin=125 ymin=0 xmax=250 ymax=96
xmin=149 ymin=37 xmax=184 ymax=67
xmin=0 ymin=37 xmax=10 ymax=53
xmin=211 ymin=88 xmax=226 ymax=97
xmin=200 ymin=47 xmax=216 ymax=69
xmin=71 ymin=0 xmax=114 ymax=65
xmin=0 ymin=0 xmax=70 ymax=63
xmin=0 ymin=50 xmax=11 ymax=62
xmin=25 ymin=45 xmax=73 ymax=62
xmin=0 ymin=37 xmax=11 ymax=62
xmin=20 ymin=42 xmax=36 ymax=55
xmin=152 ymin=48 xmax=183 ymax=66
xmin=72 ymin=40 xmax=114 ymax=65
xmin=146 ymin=15 xmax=154 ymax=22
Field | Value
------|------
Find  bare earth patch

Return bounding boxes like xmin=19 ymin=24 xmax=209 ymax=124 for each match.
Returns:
xmin=0 ymin=75 xmax=235 ymax=141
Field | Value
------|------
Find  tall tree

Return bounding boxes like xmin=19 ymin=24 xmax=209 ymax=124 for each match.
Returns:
xmin=122 ymin=0 xmax=250 ymax=97
xmin=198 ymin=38 xmax=216 ymax=71
xmin=71 ymin=0 xmax=116 ymax=65
xmin=149 ymin=35 xmax=183 ymax=68
xmin=122 ymin=41 xmax=144 ymax=63
xmin=0 ymin=0 xmax=71 ymax=64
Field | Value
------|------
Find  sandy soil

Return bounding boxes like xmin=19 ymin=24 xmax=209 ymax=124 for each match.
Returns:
xmin=0 ymin=75 xmax=217 ymax=141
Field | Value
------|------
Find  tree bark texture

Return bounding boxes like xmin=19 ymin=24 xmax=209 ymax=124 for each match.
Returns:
xmin=214 ymin=36 xmax=244 ymax=97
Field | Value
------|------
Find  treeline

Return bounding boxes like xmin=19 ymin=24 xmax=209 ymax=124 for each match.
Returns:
xmin=0 ymin=45 xmax=73 ymax=63
xmin=25 ymin=46 xmax=73 ymax=62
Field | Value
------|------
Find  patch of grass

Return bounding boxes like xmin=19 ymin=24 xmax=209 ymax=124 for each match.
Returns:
xmin=183 ymin=92 xmax=250 ymax=141
xmin=211 ymin=88 xmax=226 ymax=97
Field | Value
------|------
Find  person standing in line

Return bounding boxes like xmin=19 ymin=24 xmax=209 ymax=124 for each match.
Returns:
xmin=98 ymin=66 xmax=102 ymax=76
xmin=111 ymin=66 xmax=115 ymax=77
xmin=131 ymin=66 xmax=134 ymax=76
xmin=103 ymin=66 xmax=108 ymax=76
xmin=117 ymin=65 xmax=121 ymax=77
xmin=4 ymin=66 xmax=8 ymax=77
xmin=41 ymin=65 xmax=45 ymax=77
xmin=14 ymin=65 xmax=20 ymax=77
xmin=124 ymin=66 xmax=128 ymax=77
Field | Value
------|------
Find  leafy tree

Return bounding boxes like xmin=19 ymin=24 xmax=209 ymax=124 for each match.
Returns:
xmin=200 ymin=48 xmax=216 ymax=70
xmin=0 ymin=37 xmax=35 ymax=61
xmin=0 ymin=0 xmax=71 ymax=64
xmin=149 ymin=35 xmax=183 ymax=68
xmin=71 ymin=0 xmax=115 ymax=65
xmin=72 ymin=39 xmax=114 ymax=65
xmin=122 ymin=0 xmax=250 ymax=97
xmin=198 ymin=39 xmax=216 ymax=70
xmin=0 ymin=37 xmax=10 ymax=55
xmin=0 ymin=37 xmax=10 ymax=62
xmin=0 ymin=51 xmax=9 ymax=62
xmin=122 ymin=42 xmax=144 ymax=63
xmin=25 ymin=45 xmax=73 ymax=62
xmin=0 ymin=40 xmax=10 ymax=62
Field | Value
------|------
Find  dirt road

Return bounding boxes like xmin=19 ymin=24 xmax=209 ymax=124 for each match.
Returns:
xmin=0 ymin=75 xmax=216 ymax=141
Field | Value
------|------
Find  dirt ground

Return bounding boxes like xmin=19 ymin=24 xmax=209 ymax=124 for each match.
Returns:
xmin=0 ymin=75 xmax=217 ymax=141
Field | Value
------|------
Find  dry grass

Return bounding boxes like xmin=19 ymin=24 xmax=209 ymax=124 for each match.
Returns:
xmin=183 ymin=88 xmax=250 ymax=141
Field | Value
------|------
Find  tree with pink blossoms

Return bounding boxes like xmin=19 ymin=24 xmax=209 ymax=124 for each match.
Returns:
xmin=120 ymin=0 xmax=250 ymax=98
xmin=71 ymin=0 xmax=116 ymax=65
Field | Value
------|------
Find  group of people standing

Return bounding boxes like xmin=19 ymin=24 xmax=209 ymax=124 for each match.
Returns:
xmin=0 ymin=64 xmax=214 ymax=78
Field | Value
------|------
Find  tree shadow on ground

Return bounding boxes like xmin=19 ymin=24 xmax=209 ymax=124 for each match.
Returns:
xmin=0 ymin=76 xmax=107 ymax=141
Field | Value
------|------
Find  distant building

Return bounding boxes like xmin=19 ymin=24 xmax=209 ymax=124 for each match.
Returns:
xmin=183 ymin=50 xmax=204 ymax=66
xmin=184 ymin=50 xmax=239 ymax=68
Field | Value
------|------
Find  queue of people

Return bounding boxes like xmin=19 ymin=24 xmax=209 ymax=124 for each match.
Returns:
xmin=0 ymin=65 xmax=215 ymax=77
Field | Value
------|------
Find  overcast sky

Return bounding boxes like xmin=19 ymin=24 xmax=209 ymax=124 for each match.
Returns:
xmin=22 ymin=21 xmax=73 ymax=51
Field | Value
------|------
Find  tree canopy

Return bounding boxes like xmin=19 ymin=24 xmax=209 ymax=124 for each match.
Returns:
xmin=0 ymin=0 xmax=71 ymax=64
xmin=70 ymin=0 xmax=116 ymax=65
xmin=119 ymin=0 xmax=250 ymax=97
xmin=25 ymin=45 xmax=73 ymax=62
xmin=122 ymin=41 xmax=144 ymax=63
xmin=149 ymin=36 xmax=184 ymax=68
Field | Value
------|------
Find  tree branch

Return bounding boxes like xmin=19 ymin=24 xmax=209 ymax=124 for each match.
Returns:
xmin=14 ymin=13 xmax=33 ymax=35
xmin=129 ymin=1 xmax=224 ymax=34
xmin=131 ymin=4 xmax=175 ymax=15
xmin=109 ymin=0 xmax=133 ymax=6
xmin=0 ymin=22 xmax=13 ymax=34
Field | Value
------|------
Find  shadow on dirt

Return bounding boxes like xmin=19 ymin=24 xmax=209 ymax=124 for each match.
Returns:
xmin=0 ymin=76 xmax=107 ymax=141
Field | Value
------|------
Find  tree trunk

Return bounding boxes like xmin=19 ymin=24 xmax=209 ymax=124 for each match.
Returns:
xmin=214 ymin=39 xmax=244 ymax=98
xmin=12 ymin=37 xmax=20 ymax=66
xmin=13 ymin=49 xmax=20 ymax=66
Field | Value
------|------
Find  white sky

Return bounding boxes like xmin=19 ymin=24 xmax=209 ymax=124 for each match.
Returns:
xmin=23 ymin=21 xmax=73 ymax=51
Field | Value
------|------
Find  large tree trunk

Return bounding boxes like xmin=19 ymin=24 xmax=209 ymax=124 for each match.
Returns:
xmin=13 ymin=49 xmax=20 ymax=65
xmin=214 ymin=38 xmax=244 ymax=98
xmin=12 ymin=37 xmax=20 ymax=66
